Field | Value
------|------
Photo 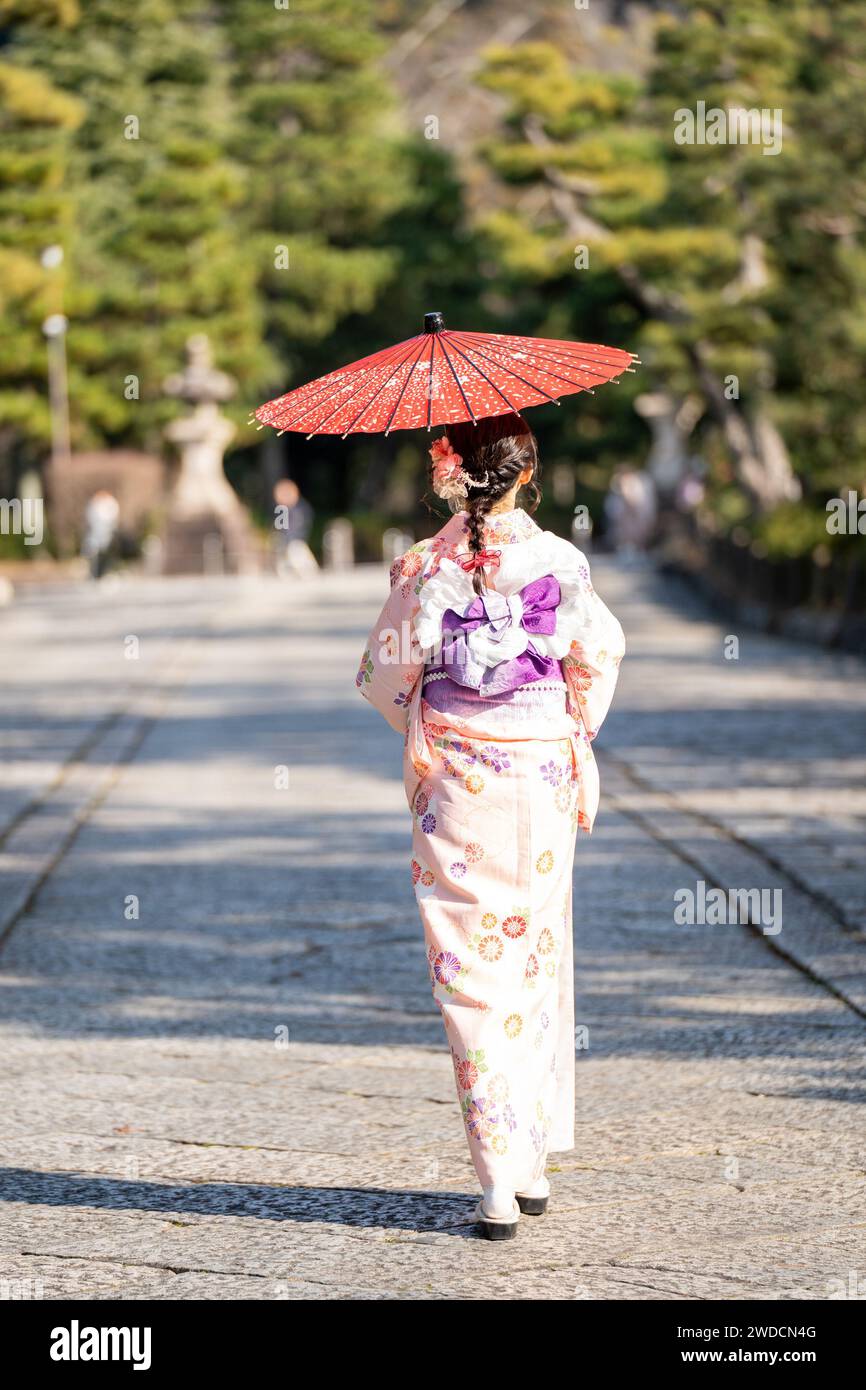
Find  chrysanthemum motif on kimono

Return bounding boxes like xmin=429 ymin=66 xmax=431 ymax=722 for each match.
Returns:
xmin=355 ymin=647 xmax=373 ymax=687
xmin=411 ymin=857 xmax=435 ymax=893
xmin=463 ymin=1095 xmax=500 ymax=1142
xmin=478 ymin=744 xmax=511 ymax=773
xmin=454 ymin=1047 xmax=488 ymax=1089
xmin=536 ymin=926 xmax=556 ymax=956
xmin=502 ymin=912 xmax=529 ymax=940
xmin=539 ymin=759 xmax=564 ymax=787
xmin=433 ymin=949 xmax=464 ymax=988
xmin=488 ymin=1071 xmax=509 ymax=1102
xmin=473 ymin=932 xmax=502 ymax=962
xmin=480 ymin=510 xmax=540 ymax=545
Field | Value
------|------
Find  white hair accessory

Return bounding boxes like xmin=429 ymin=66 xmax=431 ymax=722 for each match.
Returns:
xmin=429 ymin=434 xmax=488 ymax=501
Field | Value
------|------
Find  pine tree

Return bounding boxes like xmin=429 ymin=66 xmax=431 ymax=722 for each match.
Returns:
xmin=219 ymin=0 xmax=413 ymax=392
xmin=217 ymin=0 xmax=487 ymax=516
xmin=476 ymin=3 xmax=866 ymax=544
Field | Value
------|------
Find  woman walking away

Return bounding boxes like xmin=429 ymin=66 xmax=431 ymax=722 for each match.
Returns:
xmin=356 ymin=412 xmax=625 ymax=1240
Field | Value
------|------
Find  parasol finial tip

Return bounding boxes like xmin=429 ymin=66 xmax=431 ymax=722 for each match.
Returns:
xmin=423 ymin=311 xmax=445 ymax=334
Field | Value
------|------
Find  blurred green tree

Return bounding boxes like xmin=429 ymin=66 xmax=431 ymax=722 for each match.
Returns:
xmin=219 ymin=0 xmax=412 ymax=389
xmin=476 ymin=3 xmax=866 ymax=544
xmin=0 ymin=0 xmax=426 ymax=476
xmin=1 ymin=0 xmax=272 ymax=457
xmin=760 ymin=1 xmax=866 ymax=507
xmin=0 ymin=0 xmax=84 ymax=473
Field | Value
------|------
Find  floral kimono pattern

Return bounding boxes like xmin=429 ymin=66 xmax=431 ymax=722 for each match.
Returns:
xmin=356 ymin=507 xmax=624 ymax=1190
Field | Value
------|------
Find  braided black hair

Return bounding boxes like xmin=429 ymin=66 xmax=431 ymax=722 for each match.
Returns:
xmin=440 ymin=413 xmax=541 ymax=595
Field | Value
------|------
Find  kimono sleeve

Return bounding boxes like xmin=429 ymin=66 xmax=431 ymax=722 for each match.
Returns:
xmin=354 ymin=551 xmax=426 ymax=734
xmin=560 ymin=546 xmax=625 ymax=740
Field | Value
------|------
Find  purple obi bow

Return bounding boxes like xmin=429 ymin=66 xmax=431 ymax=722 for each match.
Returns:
xmin=432 ymin=574 xmax=562 ymax=698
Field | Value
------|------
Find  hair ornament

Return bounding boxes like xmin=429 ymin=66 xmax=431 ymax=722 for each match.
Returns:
xmin=429 ymin=435 xmax=488 ymax=502
xmin=458 ymin=547 xmax=501 ymax=573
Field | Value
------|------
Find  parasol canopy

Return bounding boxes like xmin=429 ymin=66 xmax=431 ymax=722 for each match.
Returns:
xmin=253 ymin=312 xmax=638 ymax=438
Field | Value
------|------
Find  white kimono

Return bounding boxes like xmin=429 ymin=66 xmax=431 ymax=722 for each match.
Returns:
xmin=357 ymin=507 xmax=625 ymax=1188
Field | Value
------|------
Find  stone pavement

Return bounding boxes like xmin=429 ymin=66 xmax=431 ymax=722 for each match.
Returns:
xmin=0 ymin=560 xmax=863 ymax=1301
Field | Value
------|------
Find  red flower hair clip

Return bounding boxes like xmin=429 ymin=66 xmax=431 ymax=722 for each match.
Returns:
xmin=429 ymin=435 xmax=488 ymax=503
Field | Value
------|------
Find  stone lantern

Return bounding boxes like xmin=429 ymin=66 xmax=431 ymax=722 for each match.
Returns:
xmin=161 ymin=335 xmax=259 ymax=574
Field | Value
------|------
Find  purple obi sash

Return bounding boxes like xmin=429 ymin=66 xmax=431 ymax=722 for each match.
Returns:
xmin=425 ymin=574 xmax=563 ymax=700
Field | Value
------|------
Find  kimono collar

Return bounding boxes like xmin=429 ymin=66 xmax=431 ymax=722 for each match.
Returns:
xmin=438 ymin=507 xmax=541 ymax=549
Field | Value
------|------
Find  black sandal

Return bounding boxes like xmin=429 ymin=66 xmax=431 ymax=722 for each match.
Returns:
xmin=473 ymin=1197 xmax=520 ymax=1240
xmin=515 ymin=1192 xmax=549 ymax=1216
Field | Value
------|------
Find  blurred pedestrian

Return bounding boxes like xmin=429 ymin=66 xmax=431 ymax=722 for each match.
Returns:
xmin=273 ymin=479 xmax=318 ymax=577
xmin=82 ymin=489 xmax=119 ymax=580
xmin=604 ymin=467 xmax=657 ymax=556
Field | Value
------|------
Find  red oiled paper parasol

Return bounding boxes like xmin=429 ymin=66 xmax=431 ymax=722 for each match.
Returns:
xmin=253 ymin=312 xmax=638 ymax=438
